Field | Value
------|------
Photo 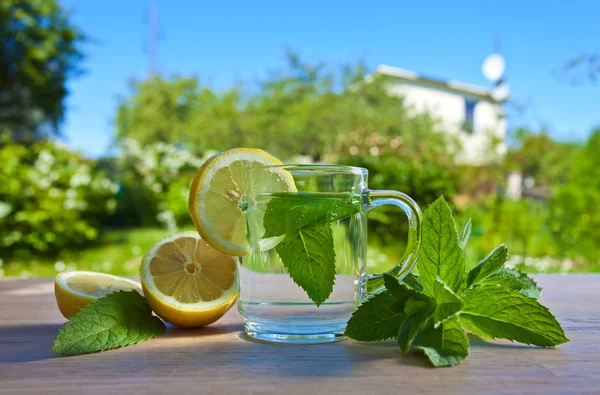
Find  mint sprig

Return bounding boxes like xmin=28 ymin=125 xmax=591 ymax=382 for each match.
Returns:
xmin=345 ymin=196 xmax=568 ymax=367
xmin=52 ymin=291 xmax=165 ymax=356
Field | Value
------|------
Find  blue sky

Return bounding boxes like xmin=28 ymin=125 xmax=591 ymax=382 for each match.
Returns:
xmin=60 ymin=0 xmax=600 ymax=157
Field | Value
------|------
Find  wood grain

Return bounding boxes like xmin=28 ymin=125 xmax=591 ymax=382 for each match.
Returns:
xmin=0 ymin=275 xmax=599 ymax=394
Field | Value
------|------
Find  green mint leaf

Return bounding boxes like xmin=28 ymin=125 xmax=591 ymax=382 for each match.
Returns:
xmin=397 ymin=298 xmax=434 ymax=353
xmin=466 ymin=245 xmax=508 ymax=287
xmin=480 ymin=268 xmax=541 ymax=299
xmin=51 ymin=291 xmax=165 ymax=356
xmin=384 ymin=273 xmax=435 ymax=353
xmin=402 ymin=273 xmax=424 ymax=292
xmin=263 ymin=194 xmax=359 ymax=238
xmin=276 ymin=220 xmax=336 ymax=306
xmin=412 ymin=317 xmax=469 ymax=367
xmin=366 ymin=271 xmax=423 ymax=295
xmin=383 ymin=273 xmax=430 ymax=302
xmin=458 ymin=208 xmax=472 ymax=250
xmin=344 ymin=291 xmax=406 ymax=341
xmin=432 ymin=278 xmax=463 ymax=327
xmin=418 ymin=196 xmax=466 ymax=296
xmin=459 ymin=285 xmax=569 ymax=346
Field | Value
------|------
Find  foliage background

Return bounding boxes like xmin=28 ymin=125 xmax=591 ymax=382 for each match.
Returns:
xmin=1 ymin=1 xmax=598 ymax=278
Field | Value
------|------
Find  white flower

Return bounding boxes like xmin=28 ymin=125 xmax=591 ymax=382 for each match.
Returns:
xmin=157 ymin=209 xmax=178 ymax=233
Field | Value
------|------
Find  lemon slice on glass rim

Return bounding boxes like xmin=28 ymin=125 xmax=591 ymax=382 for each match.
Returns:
xmin=188 ymin=148 xmax=296 ymax=256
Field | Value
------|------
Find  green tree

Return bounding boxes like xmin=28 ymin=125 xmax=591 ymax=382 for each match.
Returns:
xmin=506 ymin=127 xmax=579 ymax=187
xmin=115 ymin=76 xmax=245 ymax=154
xmin=0 ymin=0 xmax=84 ymax=141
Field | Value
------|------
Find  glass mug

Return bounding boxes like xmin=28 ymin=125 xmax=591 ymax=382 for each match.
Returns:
xmin=239 ymin=164 xmax=422 ymax=344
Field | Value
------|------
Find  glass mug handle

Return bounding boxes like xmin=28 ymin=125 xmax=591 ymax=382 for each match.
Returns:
xmin=362 ymin=189 xmax=423 ymax=297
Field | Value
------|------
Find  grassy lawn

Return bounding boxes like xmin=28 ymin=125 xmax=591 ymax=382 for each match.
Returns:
xmin=1 ymin=227 xmax=194 ymax=278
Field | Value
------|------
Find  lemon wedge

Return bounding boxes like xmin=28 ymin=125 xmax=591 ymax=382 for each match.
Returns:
xmin=54 ymin=271 xmax=142 ymax=319
xmin=188 ymin=148 xmax=296 ymax=256
xmin=140 ymin=232 xmax=237 ymax=328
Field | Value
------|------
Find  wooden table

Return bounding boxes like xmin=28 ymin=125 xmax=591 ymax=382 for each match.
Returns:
xmin=1 ymin=275 xmax=599 ymax=394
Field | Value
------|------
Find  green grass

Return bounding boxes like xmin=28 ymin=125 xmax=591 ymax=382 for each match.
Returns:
xmin=1 ymin=227 xmax=194 ymax=278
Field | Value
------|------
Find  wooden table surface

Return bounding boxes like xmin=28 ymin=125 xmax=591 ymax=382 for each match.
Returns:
xmin=1 ymin=274 xmax=599 ymax=394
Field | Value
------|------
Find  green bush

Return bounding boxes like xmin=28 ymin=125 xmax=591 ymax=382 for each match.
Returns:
xmin=0 ymin=142 xmax=118 ymax=257
xmin=546 ymin=130 xmax=600 ymax=264
xmin=548 ymin=186 xmax=600 ymax=263
xmin=467 ymin=198 xmax=556 ymax=264
xmin=108 ymin=138 xmax=212 ymax=231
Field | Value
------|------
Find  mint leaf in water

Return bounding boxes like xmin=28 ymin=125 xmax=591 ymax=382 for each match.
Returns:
xmin=418 ymin=196 xmax=466 ymax=296
xmin=276 ymin=220 xmax=336 ymax=306
xmin=480 ymin=268 xmax=541 ymax=299
xmin=466 ymin=244 xmax=508 ymax=287
xmin=51 ymin=291 xmax=165 ymax=356
xmin=344 ymin=291 xmax=406 ymax=341
xmin=263 ymin=194 xmax=359 ymax=238
xmin=460 ymin=285 xmax=569 ymax=346
xmin=412 ymin=317 xmax=469 ymax=367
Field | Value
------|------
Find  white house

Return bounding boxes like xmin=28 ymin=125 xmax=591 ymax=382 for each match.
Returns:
xmin=376 ymin=65 xmax=508 ymax=165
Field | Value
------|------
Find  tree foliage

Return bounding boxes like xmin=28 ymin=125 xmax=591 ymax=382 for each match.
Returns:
xmin=548 ymin=130 xmax=600 ymax=262
xmin=0 ymin=0 xmax=84 ymax=141
xmin=113 ymin=52 xmax=460 ymax=243
xmin=506 ymin=127 xmax=578 ymax=187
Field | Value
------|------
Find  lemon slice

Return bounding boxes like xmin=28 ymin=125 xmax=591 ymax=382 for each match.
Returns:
xmin=140 ymin=232 xmax=238 ymax=328
xmin=54 ymin=271 xmax=142 ymax=319
xmin=188 ymin=148 xmax=296 ymax=256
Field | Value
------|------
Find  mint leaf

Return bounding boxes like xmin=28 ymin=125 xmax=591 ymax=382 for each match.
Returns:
xmin=460 ymin=285 xmax=569 ymax=346
xmin=480 ymin=268 xmax=541 ymax=299
xmin=384 ymin=273 xmax=435 ymax=353
xmin=432 ymin=278 xmax=463 ymax=327
xmin=402 ymin=273 xmax=424 ymax=292
xmin=412 ymin=317 xmax=469 ymax=367
xmin=51 ymin=291 xmax=165 ymax=356
xmin=397 ymin=299 xmax=434 ymax=353
xmin=458 ymin=209 xmax=472 ymax=250
xmin=466 ymin=245 xmax=508 ymax=287
xmin=383 ymin=273 xmax=430 ymax=303
xmin=263 ymin=194 xmax=359 ymax=238
xmin=418 ymin=196 xmax=466 ymax=296
xmin=344 ymin=291 xmax=406 ymax=341
xmin=276 ymin=220 xmax=336 ymax=306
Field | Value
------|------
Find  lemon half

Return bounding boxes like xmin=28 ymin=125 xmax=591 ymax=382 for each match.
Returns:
xmin=55 ymin=271 xmax=142 ymax=319
xmin=140 ymin=232 xmax=238 ymax=328
xmin=188 ymin=148 xmax=296 ymax=256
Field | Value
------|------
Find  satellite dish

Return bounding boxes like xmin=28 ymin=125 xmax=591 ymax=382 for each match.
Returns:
xmin=482 ymin=53 xmax=506 ymax=82
xmin=491 ymin=81 xmax=510 ymax=102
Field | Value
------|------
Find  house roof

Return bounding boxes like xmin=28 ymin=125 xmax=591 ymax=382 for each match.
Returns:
xmin=376 ymin=64 xmax=506 ymax=103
